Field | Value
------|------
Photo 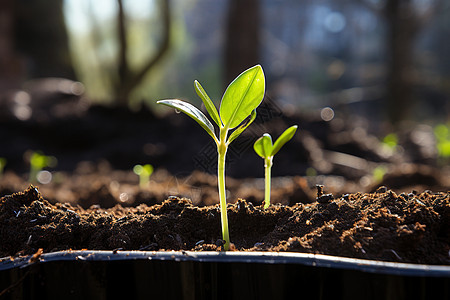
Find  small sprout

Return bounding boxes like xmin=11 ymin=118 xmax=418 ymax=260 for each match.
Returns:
xmin=306 ymin=167 xmax=317 ymax=177
xmin=382 ymin=133 xmax=398 ymax=149
xmin=28 ymin=151 xmax=57 ymax=184
xmin=0 ymin=157 xmax=6 ymax=178
xmin=372 ymin=165 xmax=387 ymax=183
xmin=434 ymin=124 xmax=450 ymax=159
xmin=381 ymin=133 xmax=398 ymax=155
xmin=253 ymin=125 xmax=298 ymax=209
xmin=133 ymin=164 xmax=154 ymax=188
xmin=158 ymin=65 xmax=265 ymax=250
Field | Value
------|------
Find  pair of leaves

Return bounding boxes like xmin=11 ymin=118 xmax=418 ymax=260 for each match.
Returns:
xmin=133 ymin=164 xmax=154 ymax=176
xmin=254 ymin=125 xmax=298 ymax=159
xmin=30 ymin=152 xmax=57 ymax=169
xmin=157 ymin=65 xmax=265 ymax=143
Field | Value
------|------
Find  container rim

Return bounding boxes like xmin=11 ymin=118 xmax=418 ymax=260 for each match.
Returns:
xmin=1 ymin=250 xmax=449 ymax=277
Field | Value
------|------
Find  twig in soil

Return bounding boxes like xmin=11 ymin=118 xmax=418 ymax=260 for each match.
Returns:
xmin=195 ymin=240 xmax=205 ymax=246
xmin=316 ymin=185 xmax=324 ymax=198
xmin=138 ymin=243 xmax=158 ymax=251
xmin=386 ymin=249 xmax=403 ymax=261
xmin=315 ymin=185 xmax=333 ymax=203
xmin=28 ymin=248 xmax=43 ymax=264
xmin=112 ymin=248 xmax=123 ymax=254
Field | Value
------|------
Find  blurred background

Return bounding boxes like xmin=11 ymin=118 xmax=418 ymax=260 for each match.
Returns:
xmin=1 ymin=0 xmax=448 ymax=120
xmin=0 ymin=0 xmax=449 ymax=204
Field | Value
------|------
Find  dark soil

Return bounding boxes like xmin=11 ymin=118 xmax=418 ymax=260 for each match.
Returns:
xmin=0 ymin=83 xmax=449 ymax=266
xmin=1 ymin=185 xmax=448 ymax=265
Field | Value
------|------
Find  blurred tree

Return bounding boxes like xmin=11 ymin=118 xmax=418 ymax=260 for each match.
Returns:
xmin=0 ymin=0 xmax=24 ymax=90
xmin=364 ymin=0 xmax=443 ymax=127
xmin=0 ymin=0 xmax=74 ymax=90
xmin=114 ymin=0 xmax=171 ymax=106
xmin=224 ymin=0 xmax=261 ymax=85
xmin=15 ymin=0 xmax=76 ymax=79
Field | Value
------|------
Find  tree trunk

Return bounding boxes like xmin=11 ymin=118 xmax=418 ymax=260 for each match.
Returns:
xmin=114 ymin=0 xmax=171 ymax=107
xmin=0 ymin=0 xmax=25 ymax=90
xmin=224 ymin=0 xmax=261 ymax=85
xmin=384 ymin=0 xmax=420 ymax=126
xmin=14 ymin=0 xmax=76 ymax=80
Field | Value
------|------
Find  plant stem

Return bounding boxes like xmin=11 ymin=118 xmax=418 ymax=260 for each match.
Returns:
xmin=264 ymin=157 xmax=273 ymax=209
xmin=217 ymin=134 xmax=230 ymax=250
xmin=139 ymin=175 xmax=148 ymax=188
xmin=29 ymin=167 xmax=39 ymax=184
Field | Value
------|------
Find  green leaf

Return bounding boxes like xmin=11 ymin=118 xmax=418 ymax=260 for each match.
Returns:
xmin=194 ymin=80 xmax=222 ymax=127
xmin=227 ymin=109 xmax=257 ymax=144
xmin=157 ymin=99 xmax=217 ymax=141
xmin=143 ymin=164 xmax=154 ymax=175
xmin=134 ymin=164 xmax=154 ymax=176
xmin=30 ymin=152 xmax=57 ymax=169
xmin=220 ymin=65 xmax=265 ymax=129
xmin=253 ymin=133 xmax=273 ymax=158
xmin=133 ymin=165 xmax=143 ymax=175
xmin=271 ymin=125 xmax=298 ymax=156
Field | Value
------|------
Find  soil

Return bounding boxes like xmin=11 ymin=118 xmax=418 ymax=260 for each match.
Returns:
xmin=0 ymin=84 xmax=449 ymax=265
xmin=0 ymin=185 xmax=448 ymax=265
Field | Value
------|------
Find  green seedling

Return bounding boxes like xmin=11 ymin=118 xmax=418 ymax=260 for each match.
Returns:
xmin=381 ymin=133 xmax=398 ymax=155
xmin=0 ymin=158 xmax=6 ymax=178
xmin=133 ymin=164 xmax=154 ymax=188
xmin=253 ymin=125 xmax=298 ymax=209
xmin=157 ymin=65 xmax=265 ymax=250
xmin=372 ymin=165 xmax=387 ymax=183
xmin=28 ymin=151 xmax=57 ymax=183
xmin=382 ymin=133 xmax=398 ymax=149
xmin=434 ymin=124 xmax=450 ymax=159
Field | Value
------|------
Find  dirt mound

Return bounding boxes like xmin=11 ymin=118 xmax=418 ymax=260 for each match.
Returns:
xmin=1 ymin=186 xmax=448 ymax=265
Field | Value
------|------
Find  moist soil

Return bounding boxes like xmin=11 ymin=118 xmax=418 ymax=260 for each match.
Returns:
xmin=1 ymin=185 xmax=448 ymax=265
xmin=0 ymin=90 xmax=449 ymax=265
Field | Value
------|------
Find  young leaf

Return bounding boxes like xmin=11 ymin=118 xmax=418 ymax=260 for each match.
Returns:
xmin=227 ymin=109 xmax=257 ymax=144
xmin=271 ymin=125 xmax=298 ymax=156
xmin=133 ymin=164 xmax=154 ymax=176
xmin=253 ymin=134 xmax=273 ymax=158
xmin=220 ymin=65 xmax=265 ymax=129
xmin=194 ymin=80 xmax=222 ymax=127
xmin=157 ymin=99 xmax=217 ymax=140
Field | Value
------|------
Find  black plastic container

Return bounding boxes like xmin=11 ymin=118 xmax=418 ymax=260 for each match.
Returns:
xmin=1 ymin=251 xmax=449 ymax=299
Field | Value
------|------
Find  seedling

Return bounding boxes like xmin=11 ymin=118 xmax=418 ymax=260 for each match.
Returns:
xmin=434 ymin=124 xmax=450 ymax=159
xmin=381 ymin=133 xmax=398 ymax=155
xmin=133 ymin=164 xmax=154 ymax=188
xmin=28 ymin=151 xmax=57 ymax=184
xmin=0 ymin=158 xmax=6 ymax=178
xmin=157 ymin=65 xmax=265 ymax=250
xmin=382 ymin=133 xmax=398 ymax=149
xmin=253 ymin=125 xmax=298 ymax=209
xmin=372 ymin=165 xmax=387 ymax=183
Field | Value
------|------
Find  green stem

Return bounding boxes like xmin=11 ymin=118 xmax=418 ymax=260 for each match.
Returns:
xmin=29 ymin=167 xmax=40 ymax=184
xmin=217 ymin=140 xmax=230 ymax=250
xmin=139 ymin=174 xmax=149 ymax=188
xmin=264 ymin=157 xmax=273 ymax=209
